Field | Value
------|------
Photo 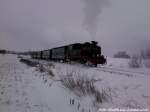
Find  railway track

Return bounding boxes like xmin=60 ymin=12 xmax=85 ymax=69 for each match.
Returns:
xmin=21 ymin=57 xmax=150 ymax=77
xmin=96 ymin=66 xmax=150 ymax=77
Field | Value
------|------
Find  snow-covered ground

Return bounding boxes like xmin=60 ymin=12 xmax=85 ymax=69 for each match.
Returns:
xmin=105 ymin=57 xmax=150 ymax=74
xmin=0 ymin=54 xmax=150 ymax=112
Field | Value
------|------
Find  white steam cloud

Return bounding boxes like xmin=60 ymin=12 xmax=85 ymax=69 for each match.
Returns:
xmin=82 ymin=0 xmax=109 ymax=40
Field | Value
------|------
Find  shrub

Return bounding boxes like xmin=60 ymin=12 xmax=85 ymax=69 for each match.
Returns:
xmin=114 ymin=51 xmax=130 ymax=59
xmin=140 ymin=49 xmax=150 ymax=59
xmin=144 ymin=60 xmax=150 ymax=68
xmin=128 ymin=56 xmax=142 ymax=68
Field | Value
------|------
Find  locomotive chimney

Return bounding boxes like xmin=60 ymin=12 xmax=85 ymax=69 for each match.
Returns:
xmin=91 ymin=41 xmax=98 ymax=46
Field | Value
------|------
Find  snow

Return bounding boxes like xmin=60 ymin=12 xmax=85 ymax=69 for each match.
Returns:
xmin=105 ymin=57 xmax=150 ymax=74
xmin=0 ymin=54 xmax=150 ymax=112
xmin=0 ymin=54 xmax=76 ymax=112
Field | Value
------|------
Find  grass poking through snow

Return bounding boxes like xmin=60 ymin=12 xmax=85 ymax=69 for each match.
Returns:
xmin=60 ymin=72 xmax=110 ymax=104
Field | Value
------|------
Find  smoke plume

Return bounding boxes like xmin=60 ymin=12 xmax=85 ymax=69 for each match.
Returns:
xmin=82 ymin=0 xmax=109 ymax=40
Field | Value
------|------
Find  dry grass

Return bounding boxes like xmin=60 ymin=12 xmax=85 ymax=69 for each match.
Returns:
xmin=20 ymin=58 xmax=55 ymax=76
xmin=60 ymin=73 xmax=109 ymax=103
xmin=47 ymin=69 xmax=55 ymax=77
xmin=36 ymin=63 xmax=55 ymax=77
xmin=36 ymin=64 xmax=46 ymax=73
xmin=47 ymin=62 xmax=55 ymax=68
xmin=19 ymin=58 xmax=39 ymax=67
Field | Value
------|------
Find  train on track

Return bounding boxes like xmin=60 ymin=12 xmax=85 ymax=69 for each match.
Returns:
xmin=30 ymin=41 xmax=106 ymax=67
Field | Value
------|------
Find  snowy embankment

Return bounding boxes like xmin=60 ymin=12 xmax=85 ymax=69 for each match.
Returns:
xmin=0 ymin=54 xmax=150 ymax=112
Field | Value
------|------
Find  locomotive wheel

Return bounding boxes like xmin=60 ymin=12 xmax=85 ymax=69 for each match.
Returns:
xmin=80 ymin=59 xmax=86 ymax=64
xmin=93 ymin=64 xmax=97 ymax=67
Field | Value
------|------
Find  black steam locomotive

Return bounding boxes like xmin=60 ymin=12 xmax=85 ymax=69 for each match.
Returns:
xmin=31 ymin=41 xmax=106 ymax=66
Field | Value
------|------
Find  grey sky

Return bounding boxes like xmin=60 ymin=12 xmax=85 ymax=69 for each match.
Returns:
xmin=0 ymin=0 xmax=150 ymax=56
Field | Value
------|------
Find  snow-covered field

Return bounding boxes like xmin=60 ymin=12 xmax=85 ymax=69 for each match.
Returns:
xmin=0 ymin=54 xmax=150 ymax=112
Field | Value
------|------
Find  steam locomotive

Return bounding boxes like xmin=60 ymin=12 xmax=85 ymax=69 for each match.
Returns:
xmin=31 ymin=41 xmax=106 ymax=66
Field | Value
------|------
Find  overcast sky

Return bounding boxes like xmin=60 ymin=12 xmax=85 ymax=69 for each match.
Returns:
xmin=0 ymin=0 xmax=150 ymax=56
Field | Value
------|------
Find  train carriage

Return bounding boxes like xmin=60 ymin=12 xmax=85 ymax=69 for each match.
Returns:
xmin=42 ymin=50 xmax=51 ymax=60
xmin=51 ymin=47 xmax=65 ymax=60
